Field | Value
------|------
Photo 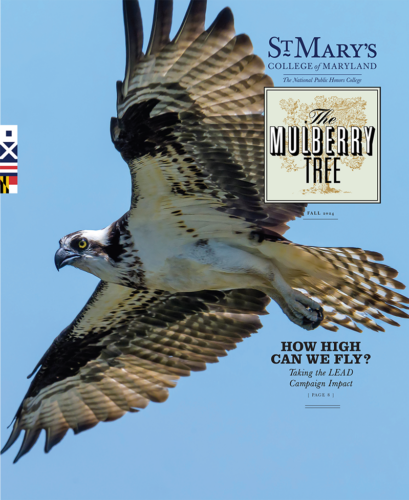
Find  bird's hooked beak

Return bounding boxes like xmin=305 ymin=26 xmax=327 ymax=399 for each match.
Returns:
xmin=55 ymin=247 xmax=80 ymax=271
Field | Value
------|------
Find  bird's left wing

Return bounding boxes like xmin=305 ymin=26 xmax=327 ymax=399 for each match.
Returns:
xmin=111 ymin=0 xmax=306 ymax=235
xmin=2 ymin=281 xmax=269 ymax=463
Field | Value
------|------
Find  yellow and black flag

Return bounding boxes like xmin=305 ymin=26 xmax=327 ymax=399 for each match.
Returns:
xmin=0 ymin=176 xmax=10 ymax=193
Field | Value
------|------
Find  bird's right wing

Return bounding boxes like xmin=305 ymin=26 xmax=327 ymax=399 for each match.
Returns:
xmin=1 ymin=280 xmax=269 ymax=463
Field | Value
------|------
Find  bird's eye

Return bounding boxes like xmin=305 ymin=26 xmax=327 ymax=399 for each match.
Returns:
xmin=78 ymin=239 xmax=88 ymax=250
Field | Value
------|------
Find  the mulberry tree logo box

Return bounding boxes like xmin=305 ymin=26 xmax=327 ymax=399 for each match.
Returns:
xmin=264 ymin=88 xmax=380 ymax=203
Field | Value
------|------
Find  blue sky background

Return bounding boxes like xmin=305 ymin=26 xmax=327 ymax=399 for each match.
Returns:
xmin=1 ymin=1 xmax=409 ymax=499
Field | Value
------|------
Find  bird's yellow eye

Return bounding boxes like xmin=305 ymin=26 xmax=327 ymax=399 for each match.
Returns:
xmin=78 ymin=239 xmax=88 ymax=250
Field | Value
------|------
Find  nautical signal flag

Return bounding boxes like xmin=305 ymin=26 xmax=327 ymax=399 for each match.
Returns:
xmin=0 ymin=125 xmax=18 ymax=194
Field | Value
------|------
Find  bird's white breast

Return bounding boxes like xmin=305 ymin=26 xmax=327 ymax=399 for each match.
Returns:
xmin=129 ymin=219 xmax=271 ymax=293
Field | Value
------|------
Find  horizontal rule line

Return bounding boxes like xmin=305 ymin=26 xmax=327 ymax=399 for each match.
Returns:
xmin=283 ymin=74 xmax=362 ymax=76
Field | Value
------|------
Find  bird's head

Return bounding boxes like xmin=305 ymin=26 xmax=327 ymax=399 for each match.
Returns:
xmin=54 ymin=228 xmax=120 ymax=281
xmin=55 ymin=216 xmax=140 ymax=286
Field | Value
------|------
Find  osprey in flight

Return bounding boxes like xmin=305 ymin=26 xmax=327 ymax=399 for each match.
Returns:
xmin=3 ymin=0 xmax=408 ymax=463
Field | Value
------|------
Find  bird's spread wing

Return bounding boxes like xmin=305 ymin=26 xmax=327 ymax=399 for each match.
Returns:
xmin=2 ymin=281 xmax=269 ymax=462
xmin=111 ymin=0 xmax=306 ymax=234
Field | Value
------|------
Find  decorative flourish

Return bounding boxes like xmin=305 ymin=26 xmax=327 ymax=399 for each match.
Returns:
xmin=279 ymin=96 xmax=368 ymax=195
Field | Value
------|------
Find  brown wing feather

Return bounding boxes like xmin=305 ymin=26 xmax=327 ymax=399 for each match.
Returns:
xmin=2 ymin=281 xmax=269 ymax=462
xmin=112 ymin=0 xmax=306 ymax=234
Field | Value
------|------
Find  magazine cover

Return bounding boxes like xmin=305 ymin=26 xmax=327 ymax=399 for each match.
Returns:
xmin=2 ymin=1 xmax=408 ymax=499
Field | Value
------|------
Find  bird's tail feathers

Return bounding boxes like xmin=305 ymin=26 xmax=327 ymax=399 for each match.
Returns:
xmin=264 ymin=243 xmax=409 ymax=332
